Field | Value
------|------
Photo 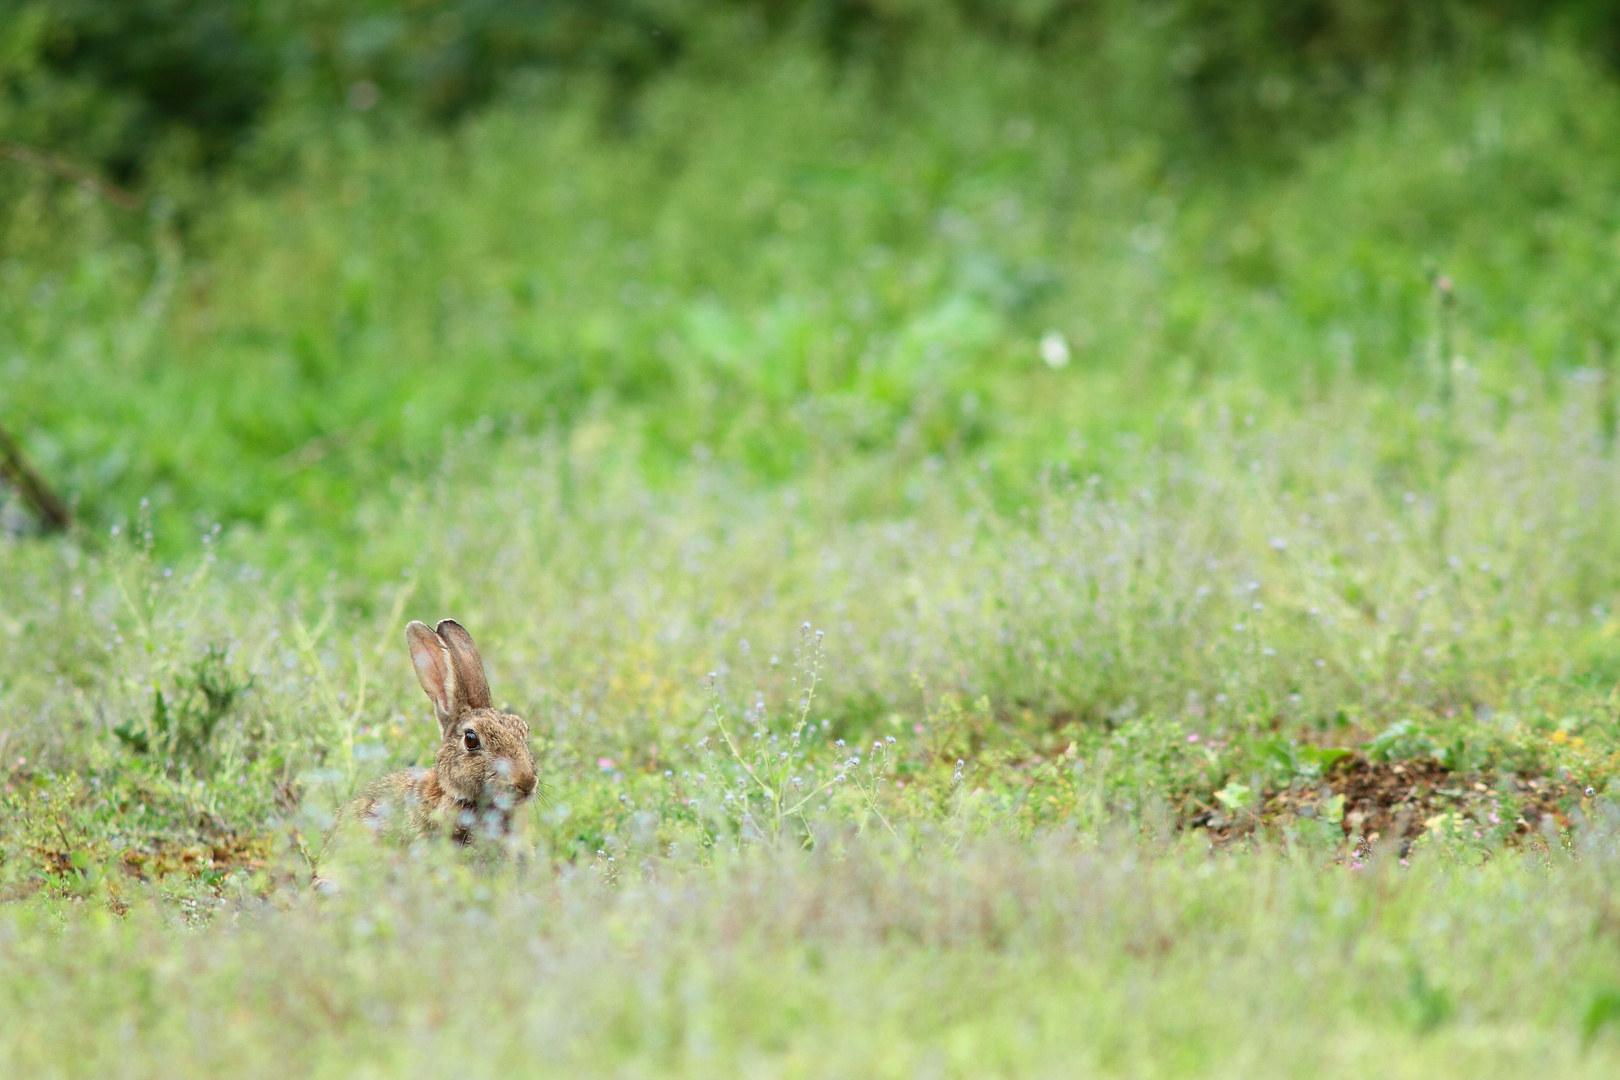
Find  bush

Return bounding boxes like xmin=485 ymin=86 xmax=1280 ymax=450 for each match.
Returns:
xmin=9 ymin=0 xmax=1620 ymax=182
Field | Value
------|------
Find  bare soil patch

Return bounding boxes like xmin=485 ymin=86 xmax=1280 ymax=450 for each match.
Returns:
xmin=1189 ymin=755 xmax=1583 ymax=853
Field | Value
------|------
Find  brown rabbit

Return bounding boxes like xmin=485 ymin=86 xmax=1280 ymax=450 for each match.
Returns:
xmin=353 ymin=618 xmax=538 ymax=843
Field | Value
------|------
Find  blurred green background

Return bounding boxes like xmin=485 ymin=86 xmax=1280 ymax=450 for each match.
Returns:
xmin=6 ymin=0 xmax=1620 ymax=572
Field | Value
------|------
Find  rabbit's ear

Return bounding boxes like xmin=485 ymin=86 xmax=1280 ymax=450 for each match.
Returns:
xmin=435 ymin=619 xmax=492 ymax=710
xmin=407 ymin=620 xmax=459 ymax=733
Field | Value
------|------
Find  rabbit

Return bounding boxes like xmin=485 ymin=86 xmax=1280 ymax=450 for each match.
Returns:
xmin=352 ymin=618 xmax=538 ymax=843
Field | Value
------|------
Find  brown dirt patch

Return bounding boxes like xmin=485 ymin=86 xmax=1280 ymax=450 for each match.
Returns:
xmin=1189 ymin=755 xmax=1584 ymax=852
xmin=117 ymin=833 xmax=274 ymax=881
xmin=4 ymin=833 xmax=279 ymax=904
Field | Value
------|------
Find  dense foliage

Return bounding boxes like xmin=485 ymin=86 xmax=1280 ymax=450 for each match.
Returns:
xmin=12 ymin=0 xmax=1620 ymax=175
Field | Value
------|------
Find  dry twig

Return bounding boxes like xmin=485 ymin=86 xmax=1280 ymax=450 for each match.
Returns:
xmin=0 ymin=141 xmax=141 ymax=212
xmin=0 ymin=422 xmax=72 ymax=532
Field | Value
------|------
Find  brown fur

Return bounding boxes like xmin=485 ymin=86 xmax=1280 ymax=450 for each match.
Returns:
xmin=352 ymin=619 xmax=537 ymax=843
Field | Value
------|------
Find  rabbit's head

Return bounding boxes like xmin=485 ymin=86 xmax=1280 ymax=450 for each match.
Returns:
xmin=406 ymin=618 xmax=538 ymax=838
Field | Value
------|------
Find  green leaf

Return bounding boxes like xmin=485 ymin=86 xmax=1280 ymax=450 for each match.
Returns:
xmin=111 ymin=720 xmax=150 ymax=756
xmin=1298 ymin=746 xmax=1351 ymax=771
xmin=1367 ymin=720 xmax=1438 ymax=763
xmin=1583 ymin=990 xmax=1620 ymax=1047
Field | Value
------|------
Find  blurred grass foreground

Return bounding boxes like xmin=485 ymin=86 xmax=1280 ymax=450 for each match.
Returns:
xmin=13 ymin=1 xmax=1620 ymax=1075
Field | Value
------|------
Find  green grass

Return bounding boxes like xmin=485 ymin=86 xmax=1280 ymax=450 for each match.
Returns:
xmin=10 ymin=837 xmax=1620 ymax=1078
xmin=7 ymin=19 xmax=1620 ymax=1078
xmin=9 ymin=33 xmax=1620 ymax=567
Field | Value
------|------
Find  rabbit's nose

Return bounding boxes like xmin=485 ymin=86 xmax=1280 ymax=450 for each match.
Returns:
xmin=513 ymin=764 xmax=537 ymax=797
xmin=494 ymin=757 xmax=536 ymax=796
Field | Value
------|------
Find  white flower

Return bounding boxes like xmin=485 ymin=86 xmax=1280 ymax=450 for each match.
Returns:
xmin=1039 ymin=331 xmax=1071 ymax=369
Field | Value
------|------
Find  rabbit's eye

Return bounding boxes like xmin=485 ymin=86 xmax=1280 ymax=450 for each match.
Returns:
xmin=463 ymin=730 xmax=481 ymax=751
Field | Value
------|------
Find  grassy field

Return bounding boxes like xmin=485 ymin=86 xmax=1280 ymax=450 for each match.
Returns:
xmin=8 ymin=12 xmax=1620 ymax=1076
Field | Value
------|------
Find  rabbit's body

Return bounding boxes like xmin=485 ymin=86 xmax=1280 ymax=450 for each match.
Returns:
xmin=351 ymin=619 xmax=538 ymax=843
